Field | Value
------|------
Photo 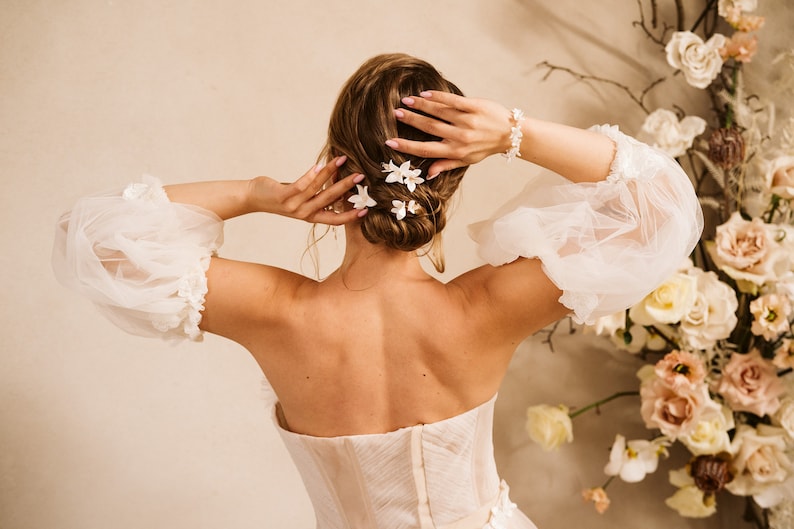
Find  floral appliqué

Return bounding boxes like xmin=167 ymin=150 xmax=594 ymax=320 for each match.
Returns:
xmin=483 ymin=481 xmax=517 ymax=529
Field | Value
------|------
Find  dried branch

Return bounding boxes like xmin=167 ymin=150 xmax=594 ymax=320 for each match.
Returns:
xmin=690 ymin=0 xmax=719 ymax=33
xmin=633 ymin=0 xmax=674 ymax=46
xmin=673 ymin=0 xmax=684 ymax=31
xmin=538 ymin=61 xmax=667 ymax=115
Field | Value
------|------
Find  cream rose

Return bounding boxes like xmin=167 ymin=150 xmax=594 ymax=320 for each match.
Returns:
xmin=774 ymin=397 xmax=794 ymax=439
xmin=525 ymin=404 xmax=573 ymax=451
xmin=666 ymin=31 xmax=727 ymax=89
xmin=766 ymin=155 xmax=794 ymax=199
xmin=717 ymin=348 xmax=784 ymax=417
xmin=640 ymin=378 xmax=722 ymax=439
xmin=726 ymin=424 xmax=791 ymax=497
xmin=641 ymin=109 xmax=706 ymax=157
xmin=629 ymin=272 xmax=698 ymax=325
xmin=679 ymin=269 xmax=738 ymax=350
xmin=679 ymin=406 xmax=735 ymax=456
xmin=709 ymin=212 xmax=786 ymax=289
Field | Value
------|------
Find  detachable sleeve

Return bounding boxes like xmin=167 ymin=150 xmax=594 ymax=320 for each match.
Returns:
xmin=52 ymin=175 xmax=224 ymax=341
xmin=469 ymin=124 xmax=704 ymax=325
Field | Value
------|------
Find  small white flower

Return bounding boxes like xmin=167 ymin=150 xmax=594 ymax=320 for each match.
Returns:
xmin=347 ymin=184 xmax=376 ymax=210
xmin=406 ymin=200 xmax=420 ymax=215
xmin=391 ymin=200 xmax=407 ymax=220
xmin=604 ymin=434 xmax=670 ymax=483
xmin=382 ymin=160 xmax=423 ymax=191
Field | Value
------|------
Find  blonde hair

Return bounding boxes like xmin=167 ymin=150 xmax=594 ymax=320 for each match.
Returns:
xmin=320 ymin=53 xmax=468 ymax=273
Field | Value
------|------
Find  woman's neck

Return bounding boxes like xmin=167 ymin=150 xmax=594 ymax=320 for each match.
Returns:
xmin=330 ymin=225 xmax=429 ymax=291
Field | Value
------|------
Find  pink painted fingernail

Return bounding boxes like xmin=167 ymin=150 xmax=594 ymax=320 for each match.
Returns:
xmin=314 ymin=163 xmax=324 ymax=174
xmin=419 ymin=91 xmax=432 ymax=98
xmin=428 ymin=172 xmax=440 ymax=180
xmin=335 ymin=155 xmax=347 ymax=167
xmin=357 ymin=208 xmax=369 ymax=217
xmin=385 ymin=139 xmax=398 ymax=148
xmin=394 ymin=109 xmax=405 ymax=119
xmin=353 ymin=173 xmax=365 ymax=183
xmin=401 ymin=97 xmax=415 ymax=106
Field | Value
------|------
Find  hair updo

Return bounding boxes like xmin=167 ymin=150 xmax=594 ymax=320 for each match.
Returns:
xmin=321 ymin=53 xmax=468 ymax=272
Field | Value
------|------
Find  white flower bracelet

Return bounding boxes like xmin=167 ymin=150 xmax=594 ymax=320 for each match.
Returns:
xmin=502 ymin=108 xmax=525 ymax=162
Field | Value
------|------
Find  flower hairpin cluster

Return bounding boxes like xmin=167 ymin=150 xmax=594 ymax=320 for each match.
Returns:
xmin=346 ymin=159 xmax=425 ymax=220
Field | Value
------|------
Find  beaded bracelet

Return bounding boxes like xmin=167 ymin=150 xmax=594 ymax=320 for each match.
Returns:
xmin=502 ymin=108 xmax=525 ymax=162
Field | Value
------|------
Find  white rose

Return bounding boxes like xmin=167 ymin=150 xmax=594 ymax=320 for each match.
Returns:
xmin=665 ymin=31 xmax=727 ymax=89
xmin=525 ymin=404 xmax=573 ymax=451
xmin=766 ymin=155 xmax=794 ymax=199
xmin=630 ymin=272 xmax=698 ymax=325
xmin=679 ymin=269 xmax=739 ymax=350
xmin=679 ymin=406 xmax=735 ymax=455
xmin=641 ymin=109 xmax=707 ymax=157
xmin=665 ymin=468 xmax=718 ymax=517
xmin=727 ymin=424 xmax=791 ymax=497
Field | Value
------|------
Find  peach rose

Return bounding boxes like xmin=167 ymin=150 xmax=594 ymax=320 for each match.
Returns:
xmin=710 ymin=212 xmax=785 ymax=289
xmin=717 ymin=348 xmax=784 ymax=417
xmin=641 ymin=378 xmax=722 ymax=439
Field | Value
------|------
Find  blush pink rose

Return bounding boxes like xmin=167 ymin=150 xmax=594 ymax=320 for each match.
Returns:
xmin=641 ymin=378 xmax=722 ymax=439
xmin=717 ymin=348 xmax=785 ymax=417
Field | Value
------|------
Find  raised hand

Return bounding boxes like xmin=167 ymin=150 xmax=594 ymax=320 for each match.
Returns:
xmin=385 ymin=91 xmax=514 ymax=177
xmin=249 ymin=156 xmax=368 ymax=225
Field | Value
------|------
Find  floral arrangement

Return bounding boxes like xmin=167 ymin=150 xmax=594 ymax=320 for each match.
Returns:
xmin=529 ymin=1 xmax=794 ymax=527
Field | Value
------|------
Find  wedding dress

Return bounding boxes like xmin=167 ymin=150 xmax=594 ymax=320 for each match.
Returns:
xmin=51 ymin=125 xmax=702 ymax=529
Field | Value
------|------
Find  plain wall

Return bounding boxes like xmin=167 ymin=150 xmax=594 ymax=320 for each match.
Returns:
xmin=2 ymin=1 xmax=790 ymax=528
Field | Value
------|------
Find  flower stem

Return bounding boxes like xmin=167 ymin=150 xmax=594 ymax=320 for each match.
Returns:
xmin=569 ymin=391 xmax=640 ymax=419
xmin=601 ymin=475 xmax=616 ymax=490
xmin=690 ymin=0 xmax=718 ymax=33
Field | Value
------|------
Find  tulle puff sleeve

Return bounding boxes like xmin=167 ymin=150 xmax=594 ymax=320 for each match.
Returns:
xmin=52 ymin=175 xmax=224 ymax=341
xmin=470 ymin=125 xmax=703 ymax=325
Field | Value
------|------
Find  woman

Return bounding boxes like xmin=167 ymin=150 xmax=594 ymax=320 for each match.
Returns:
xmin=53 ymin=53 xmax=702 ymax=528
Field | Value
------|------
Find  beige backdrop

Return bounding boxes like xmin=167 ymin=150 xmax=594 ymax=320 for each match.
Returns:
xmin=2 ymin=1 xmax=790 ymax=528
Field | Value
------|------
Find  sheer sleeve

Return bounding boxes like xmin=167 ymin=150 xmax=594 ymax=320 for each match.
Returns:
xmin=469 ymin=124 xmax=704 ymax=325
xmin=52 ymin=175 xmax=224 ymax=341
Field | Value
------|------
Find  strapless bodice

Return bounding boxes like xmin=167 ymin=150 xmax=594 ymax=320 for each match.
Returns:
xmin=273 ymin=395 xmax=537 ymax=529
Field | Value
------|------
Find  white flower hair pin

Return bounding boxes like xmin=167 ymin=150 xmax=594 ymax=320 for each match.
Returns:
xmin=391 ymin=199 xmax=421 ymax=220
xmin=382 ymin=160 xmax=424 ymax=192
xmin=348 ymin=184 xmax=376 ymax=210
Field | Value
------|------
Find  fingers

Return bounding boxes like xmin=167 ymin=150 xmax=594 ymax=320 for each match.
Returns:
xmin=294 ymin=155 xmax=347 ymax=197
xmin=394 ymin=107 xmax=457 ymax=140
xmin=386 ymin=137 xmax=451 ymax=159
xmin=311 ymin=207 xmax=365 ymax=226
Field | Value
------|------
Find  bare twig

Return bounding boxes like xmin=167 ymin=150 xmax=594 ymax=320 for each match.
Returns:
xmin=538 ymin=61 xmax=666 ymax=115
xmin=690 ymin=0 xmax=719 ymax=33
xmin=673 ymin=0 xmax=684 ymax=31
xmin=633 ymin=0 xmax=674 ymax=46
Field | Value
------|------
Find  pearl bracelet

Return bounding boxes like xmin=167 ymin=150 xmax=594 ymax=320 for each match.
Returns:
xmin=502 ymin=108 xmax=525 ymax=162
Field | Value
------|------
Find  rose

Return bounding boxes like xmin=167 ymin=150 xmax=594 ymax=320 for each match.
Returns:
xmin=665 ymin=31 xmax=727 ymax=89
xmin=766 ymin=155 xmax=794 ymax=199
xmin=709 ymin=212 xmax=786 ymax=289
xmin=604 ymin=434 xmax=669 ymax=482
xmin=665 ymin=468 xmax=718 ymax=518
xmin=629 ymin=272 xmax=698 ymax=325
xmin=641 ymin=109 xmax=706 ymax=157
xmin=749 ymin=293 xmax=792 ymax=340
xmin=726 ymin=424 xmax=791 ymax=497
xmin=679 ymin=406 xmax=735 ymax=456
xmin=640 ymin=378 xmax=722 ymax=439
xmin=717 ymin=348 xmax=784 ymax=417
xmin=525 ymin=404 xmax=573 ymax=451
xmin=679 ymin=269 xmax=738 ymax=350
